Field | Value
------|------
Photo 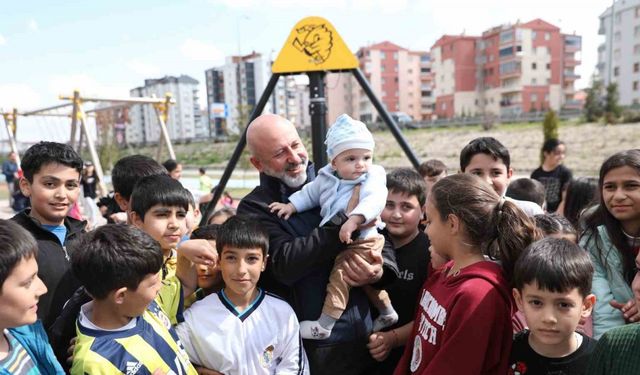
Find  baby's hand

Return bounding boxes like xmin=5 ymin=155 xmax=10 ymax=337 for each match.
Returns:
xmin=269 ymin=202 xmax=296 ymax=220
xmin=339 ymin=216 xmax=361 ymax=244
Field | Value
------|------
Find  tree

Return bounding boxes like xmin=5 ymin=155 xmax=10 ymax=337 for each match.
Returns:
xmin=541 ymin=110 xmax=559 ymax=163
xmin=584 ymin=79 xmax=604 ymax=122
xmin=604 ymin=82 xmax=622 ymax=124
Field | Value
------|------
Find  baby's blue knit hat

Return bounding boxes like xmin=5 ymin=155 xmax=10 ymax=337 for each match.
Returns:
xmin=325 ymin=114 xmax=375 ymax=161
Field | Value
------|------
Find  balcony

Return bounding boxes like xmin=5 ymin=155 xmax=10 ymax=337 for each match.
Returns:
xmin=564 ymin=58 xmax=581 ymax=67
xmin=563 ymin=99 xmax=582 ymax=109
xmin=500 ymin=100 xmax=522 ymax=107
xmin=501 ymin=85 xmax=521 ymax=94
xmin=563 ymin=71 xmax=581 ymax=81
xmin=500 ymin=69 xmax=522 ymax=78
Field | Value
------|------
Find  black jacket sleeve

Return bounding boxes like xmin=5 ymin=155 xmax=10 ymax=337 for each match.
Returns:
xmin=373 ymin=231 xmax=399 ymax=289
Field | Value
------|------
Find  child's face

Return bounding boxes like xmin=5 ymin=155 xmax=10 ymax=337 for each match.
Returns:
xmin=0 ymin=256 xmax=47 ymax=328
xmin=133 ymin=205 xmax=187 ymax=252
xmin=119 ymin=272 xmax=162 ymax=318
xmin=602 ymin=166 xmax=640 ymax=229
xmin=218 ymin=246 xmax=265 ymax=299
xmin=331 ymin=149 xmax=372 ymax=180
xmin=463 ymin=153 xmax=512 ymax=197
xmin=424 ymin=197 xmax=452 ymax=259
xmin=513 ymin=282 xmax=594 ymax=353
xmin=197 ymin=263 xmax=221 ymax=290
xmin=169 ymin=164 xmax=183 ymax=180
xmin=381 ymin=190 xmax=422 ymax=245
xmin=19 ymin=162 xmax=81 ymax=225
xmin=424 ymin=171 xmax=446 ymax=198
xmin=543 ymin=144 xmax=566 ymax=168
xmin=185 ymin=205 xmax=201 ymax=233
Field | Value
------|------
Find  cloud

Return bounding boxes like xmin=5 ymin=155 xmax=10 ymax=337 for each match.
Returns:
xmin=28 ymin=18 xmax=38 ymax=32
xmin=0 ymin=84 xmax=41 ymax=110
xmin=180 ymin=38 xmax=225 ymax=64
xmin=126 ymin=59 xmax=162 ymax=77
xmin=0 ymin=34 xmax=6 ymax=45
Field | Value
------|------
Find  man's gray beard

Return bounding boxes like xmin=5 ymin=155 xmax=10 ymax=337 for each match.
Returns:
xmin=264 ymin=159 xmax=308 ymax=188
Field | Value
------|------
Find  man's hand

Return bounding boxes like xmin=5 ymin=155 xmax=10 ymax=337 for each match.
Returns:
xmin=342 ymin=249 xmax=383 ymax=287
xmin=269 ymin=202 xmax=297 ymax=220
xmin=610 ymin=299 xmax=640 ymax=323
xmin=66 ymin=337 xmax=76 ymax=365
xmin=339 ymin=215 xmax=364 ymax=244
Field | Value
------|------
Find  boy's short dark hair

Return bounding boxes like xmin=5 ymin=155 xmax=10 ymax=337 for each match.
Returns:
xmin=70 ymin=225 xmax=162 ymax=300
xmin=514 ymin=237 xmax=593 ymax=297
xmin=162 ymin=159 xmax=179 ymax=173
xmin=216 ymin=216 xmax=268 ymax=257
xmin=387 ymin=168 xmax=427 ymax=207
xmin=0 ymin=220 xmax=38 ymax=288
xmin=534 ymin=213 xmax=577 ymax=237
xmin=20 ymin=141 xmax=83 ymax=182
xmin=418 ymin=159 xmax=447 ymax=178
xmin=199 ymin=167 xmax=206 ymax=174
xmin=506 ymin=178 xmax=546 ymax=207
xmin=190 ymin=224 xmax=220 ymax=241
xmin=207 ymin=207 xmax=236 ymax=225
xmin=459 ymin=137 xmax=511 ymax=172
xmin=112 ymin=155 xmax=168 ymax=200
xmin=130 ymin=174 xmax=191 ymax=221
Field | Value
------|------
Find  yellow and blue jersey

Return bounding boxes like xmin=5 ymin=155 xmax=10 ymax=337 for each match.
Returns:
xmin=71 ymin=300 xmax=196 ymax=375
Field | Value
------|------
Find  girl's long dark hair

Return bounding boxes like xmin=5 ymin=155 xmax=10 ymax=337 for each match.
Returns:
xmin=582 ymin=149 xmax=640 ymax=284
xmin=430 ymin=174 xmax=541 ymax=283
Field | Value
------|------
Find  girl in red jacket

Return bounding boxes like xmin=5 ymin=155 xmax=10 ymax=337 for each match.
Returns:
xmin=394 ymin=173 xmax=541 ymax=375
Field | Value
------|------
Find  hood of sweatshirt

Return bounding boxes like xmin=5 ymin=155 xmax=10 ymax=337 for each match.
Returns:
xmin=441 ymin=260 xmax=514 ymax=312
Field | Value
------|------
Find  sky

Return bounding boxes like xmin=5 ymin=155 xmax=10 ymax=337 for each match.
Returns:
xmin=0 ymin=0 xmax=611 ymax=142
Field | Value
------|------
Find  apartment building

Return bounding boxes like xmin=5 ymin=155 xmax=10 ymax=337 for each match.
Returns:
xmin=128 ymin=75 xmax=203 ymax=145
xmin=431 ymin=19 xmax=582 ymax=118
xmin=598 ymin=0 xmax=640 ymax=105
xmin=327 ymin=41 xmax=435 ymax=124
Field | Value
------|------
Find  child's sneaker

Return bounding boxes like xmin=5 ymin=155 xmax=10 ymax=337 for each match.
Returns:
xmin=299 ymin=320 xmax=332 ymax=340
xmin=373 ymin=311 xmax=399 ymax=332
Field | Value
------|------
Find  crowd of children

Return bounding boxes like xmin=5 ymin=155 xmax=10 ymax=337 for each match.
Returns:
xmin=1 ymin=114 xmax=639 ymax=375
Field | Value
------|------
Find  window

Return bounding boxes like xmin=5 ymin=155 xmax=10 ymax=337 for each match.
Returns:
xmin=532 ymin=31 xmax=537 ymax=40
xmin=614 ymin=49 xmax=621 ymax=61
xmin=544 ymin=94 xmax=549 ymax=101
xmin=532 ymin=62 xmax=537 ymax=70
xmin=500 ymin=30 xmax=514 ymax=43
xmin=380 ymin=52 xmax=386 ymax=59
xmin=614 ymin=67 xmax=620 ymax=76
xmin=499 ymin=46 xmax=514 ymax=57
xmin=635 ymin=62 xmax=640 ymax=72
xmin=634 ymin=81 xmax=639 ymax=91
xmin=635 ymin=45 xmax=640 ymax=55
xmin=546 ymin=63 xmax=551 ymax=70
xmin=637 ymin=6 xmax=640 ymax=17
xmin=615 ymin=32 xmax=621 ymax=42
xmin=393 ymin=52 xmax=398 ymax=60
xmin=382 ymin=77 xmax=386 ymax=84
xmin=531 ymin=93 xmax=538 ymax=101
xmin=532 ymin=78 xmax=537 ymax=85
xmin=442 ymin=103 xmax=447 ymax=110
xmin=544 ymin=32 xmax=550 ymax=41
xmin=636 ymin=25 xmax=640 ymax=37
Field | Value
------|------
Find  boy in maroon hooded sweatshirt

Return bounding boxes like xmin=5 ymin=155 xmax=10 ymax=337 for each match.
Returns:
xmin=394 ymin=174 xmax=541 ymax=374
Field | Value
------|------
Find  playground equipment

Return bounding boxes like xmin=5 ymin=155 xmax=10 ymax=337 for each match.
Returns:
xmin=1 ymin=91 xmax=175 ymax=197
xmin=200 ymin=16 xmax=421 ymax=225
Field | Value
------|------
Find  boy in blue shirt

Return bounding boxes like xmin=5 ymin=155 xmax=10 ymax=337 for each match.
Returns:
xmin=0 ymin=219 xmax=64 ymax=374
xmin=11 ymin=142 xmax=85 ymax=330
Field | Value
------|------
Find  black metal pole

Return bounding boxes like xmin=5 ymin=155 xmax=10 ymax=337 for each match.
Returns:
xmin=308 ymin=72 xmax=327 ymax=168
xmin=199 ymin=73 xmax=281 ymax=226
xmin=352 ymin=68 xmax=421 ymax=170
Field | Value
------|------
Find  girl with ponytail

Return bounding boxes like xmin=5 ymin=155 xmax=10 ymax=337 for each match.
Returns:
xmin=394 ymin=173 xmax=541 ymax=375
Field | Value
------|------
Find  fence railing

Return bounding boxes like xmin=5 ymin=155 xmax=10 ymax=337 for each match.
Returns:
xmin=369 ymin=109 xmax=583 ymax=130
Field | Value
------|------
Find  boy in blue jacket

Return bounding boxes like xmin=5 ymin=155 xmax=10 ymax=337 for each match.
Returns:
xmin=0 ymin=219 xmax=63 ymax=374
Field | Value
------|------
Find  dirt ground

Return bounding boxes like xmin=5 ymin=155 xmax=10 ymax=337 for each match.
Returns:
xmin=372 ymin=122 xmax=640 ymax=177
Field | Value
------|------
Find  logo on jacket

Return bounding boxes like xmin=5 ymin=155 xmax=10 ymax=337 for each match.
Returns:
xmin=126 ymin=361 xmax=142 ymax=375
xmin=409 ymin=335 xmax=422 ymax=372
xmin=260 ymin=345 xmax=275 ymax=368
